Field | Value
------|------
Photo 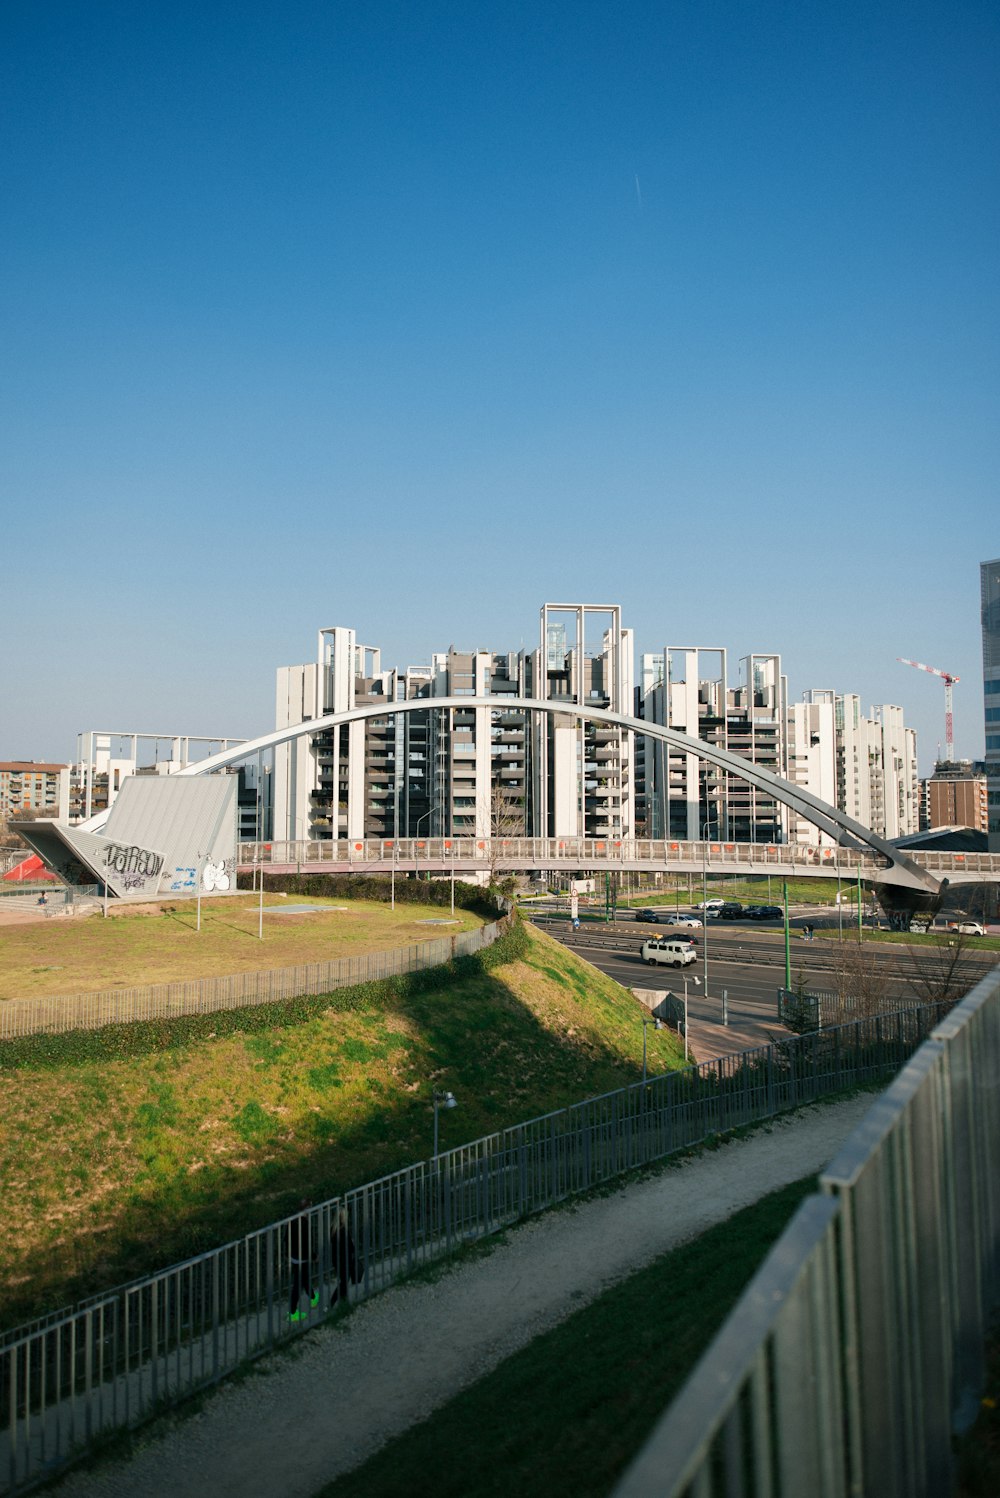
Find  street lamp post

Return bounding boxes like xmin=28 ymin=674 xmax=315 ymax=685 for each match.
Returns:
xmin=432 ymin=1089 xmax=457 ymax=1158
xmin=683 ymin=975 xmax=701 ymax=1064
xmin=415 ymin=809 xmax=433 ymax=882
xmin=701 ymin=820 xmax=712 ymax=997
xmin=642 ymin=1013 xmax=663 ymax=1085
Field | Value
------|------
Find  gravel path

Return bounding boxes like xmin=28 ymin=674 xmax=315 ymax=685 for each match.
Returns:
xmin=52 ymin=1095 xmax=873 ymax=1498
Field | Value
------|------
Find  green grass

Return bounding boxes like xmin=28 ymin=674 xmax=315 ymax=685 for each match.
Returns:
xmin=618 ymin=876 xmax=851 ymax=908
xmin=0 ymin=920 xmax=686 ymax=1331
xmin=318 ymin=1173 xmax=818 ymax=1498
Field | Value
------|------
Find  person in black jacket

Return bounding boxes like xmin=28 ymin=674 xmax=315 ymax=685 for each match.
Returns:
xmin=288 ymin=1199 xmax=318 ymax=1322
xmin=330 ymin=1206 xmax=362 ymax=1305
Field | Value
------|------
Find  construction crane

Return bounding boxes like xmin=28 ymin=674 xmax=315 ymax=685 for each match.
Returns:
xmin=897 ymin=657 xmax=960 ymax=762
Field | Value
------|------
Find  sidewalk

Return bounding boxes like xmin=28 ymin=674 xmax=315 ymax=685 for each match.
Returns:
xmin=49 ymin=1095 xmax=874 ymax=1498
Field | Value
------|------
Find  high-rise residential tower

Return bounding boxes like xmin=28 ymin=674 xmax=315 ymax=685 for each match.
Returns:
xmin=982 ymin=558 xmax=1000 ymax=851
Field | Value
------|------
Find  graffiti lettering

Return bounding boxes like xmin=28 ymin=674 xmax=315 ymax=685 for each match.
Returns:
xmin=103 ymin=842 xmax=164 ymax=878
xmin=202 ymin=858 xmax=233 ymax=893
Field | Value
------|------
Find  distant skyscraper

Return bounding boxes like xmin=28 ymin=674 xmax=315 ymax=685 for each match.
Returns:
xmin=982 ymin=558 xmax=1000 ymax=851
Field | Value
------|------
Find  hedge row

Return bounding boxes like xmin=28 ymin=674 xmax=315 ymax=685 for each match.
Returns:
xmin=0 ymin=917 xmax=527 ymax=1074
xmin=237 ymin=869 xmax=500 ymax=920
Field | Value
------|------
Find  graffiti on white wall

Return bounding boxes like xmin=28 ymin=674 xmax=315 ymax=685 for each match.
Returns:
xmin=202 ymin=858 xmax=234 ymax=892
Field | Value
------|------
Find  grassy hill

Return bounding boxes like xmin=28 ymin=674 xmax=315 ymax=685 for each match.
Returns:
xmin=0 ymin=918 xmax=683 ymax=1330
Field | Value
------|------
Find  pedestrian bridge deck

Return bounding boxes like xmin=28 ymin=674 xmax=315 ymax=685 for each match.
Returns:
xmin=237 ymin=837 xmax=998 ymax=885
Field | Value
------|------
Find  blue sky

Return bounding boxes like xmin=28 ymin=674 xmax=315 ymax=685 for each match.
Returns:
xmin=2 ymin=1 xmax=996 ymax=772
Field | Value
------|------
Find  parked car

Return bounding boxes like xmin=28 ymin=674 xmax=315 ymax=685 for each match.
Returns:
xmin=748 ymin=905 xmax=783 ymax=920
xmin=696 ymin=898 xmax=725 ymax=910
xmin=640 ymin=938 xmax=697 ymax=968
xmin=661 ymin=914 xmax=704 ymax=930
xmin=715 ymin=902 xmax=744 ymax=919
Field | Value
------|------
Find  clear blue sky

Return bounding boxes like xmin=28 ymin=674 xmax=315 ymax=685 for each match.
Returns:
xmin=2 ymin=1 xmax=996 ymax=773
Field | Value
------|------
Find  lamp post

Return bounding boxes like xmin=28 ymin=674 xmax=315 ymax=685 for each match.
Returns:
xmin=415 ymin=808 xmax=433 ymax=882
xmin=642 ymin=1013 xmax=662 ymax=1085
xmin=196 ymin=850 xmax=207 ymax=932
xmin=433 ymin=1089 xmax=457 ymax=1158
xmin=683 ymin=975 xmax=701 ymax=1064
xmin=701 ymin=820 xmax=712 ymax=997
xmin=783 ymin=878 xmax=791 ymax=989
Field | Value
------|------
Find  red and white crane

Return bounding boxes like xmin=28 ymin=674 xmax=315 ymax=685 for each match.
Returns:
xmin=897 ymin=657 xmax=960 ymax=762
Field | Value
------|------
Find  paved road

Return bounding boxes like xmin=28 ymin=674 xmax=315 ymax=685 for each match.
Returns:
xmin=529 ymin=911 xmax=994 ymax=1064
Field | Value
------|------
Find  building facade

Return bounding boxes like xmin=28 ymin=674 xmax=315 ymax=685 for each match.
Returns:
xmin=983 ymin=558 xmax=1000 ymax=851
xmin=272 ymin=604 xmax=634 ymax=845
xmin=922 ymin=761 xmax=988 ymax=833
xmin=269 ymin=606 xmax=921 ymax=851
xmin=635 ymin=648 xmax=787 ymax=843
xmin=73 ymin=731 xmax=247 ymax=822
xmin=0 ymin=762 xmax=70 ymax=823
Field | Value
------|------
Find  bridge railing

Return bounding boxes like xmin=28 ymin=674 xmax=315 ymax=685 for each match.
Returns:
xmin=238 ymin=836 xmax=883 ymax=873
xmin=612 ymin=963 xmax=1000 ymax=1498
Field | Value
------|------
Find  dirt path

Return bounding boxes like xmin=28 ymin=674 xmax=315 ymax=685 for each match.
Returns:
xmin=51 ymin=1094 xmax=873 ymax=1498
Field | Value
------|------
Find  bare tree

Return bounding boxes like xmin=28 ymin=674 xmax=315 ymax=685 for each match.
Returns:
xmin=903 ymin=928 xmax=981 ymax=1007
xmin=829 ymin=938 xmax=896 ymax=1021
xmin=487 ymin=785 xmax=525 ymax=895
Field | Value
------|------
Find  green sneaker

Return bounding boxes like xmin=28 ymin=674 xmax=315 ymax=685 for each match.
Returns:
xmin=288 ymin=1310 xmax=303 ymax=1323
xmin=310 ymin=1292 xmax=320 ymax=1307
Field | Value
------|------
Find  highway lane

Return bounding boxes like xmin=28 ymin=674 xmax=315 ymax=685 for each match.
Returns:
xmin=527 ymin=912 xmax=994 ymax=1060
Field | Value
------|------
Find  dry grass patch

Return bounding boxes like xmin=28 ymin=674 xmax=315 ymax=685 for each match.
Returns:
xmin=0 ymin=894 xmax=481 ymax=998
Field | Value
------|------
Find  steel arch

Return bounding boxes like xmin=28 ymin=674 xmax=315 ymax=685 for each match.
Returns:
xmin=166 ymin=696 xmax=939 ymax=895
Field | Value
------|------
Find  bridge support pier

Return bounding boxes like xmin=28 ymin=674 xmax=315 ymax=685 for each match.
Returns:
xmin=874 ymin=878 xmax=948 ymax=932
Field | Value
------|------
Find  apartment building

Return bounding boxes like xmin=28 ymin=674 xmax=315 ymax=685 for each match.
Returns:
xmin=784 ymin=691 xmax=919 ymax=842
xmin=0 ymin=761 xmax=70 ymax=822
xmin=272 ymin=603 xmax=633 ymax=845
xmin=635 ymin=648 xmax=787 ymax=843
xmin=983 ymin=558 xmax=1000 ymax=851
xmin=270 ymin=609 xmax=923 ymax=852
xmin=923 ymin=761 xmax=988 ymax=833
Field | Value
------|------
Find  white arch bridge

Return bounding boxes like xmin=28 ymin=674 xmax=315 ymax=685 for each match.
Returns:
xmin=176 ymin=697 xmax=997 ymax=916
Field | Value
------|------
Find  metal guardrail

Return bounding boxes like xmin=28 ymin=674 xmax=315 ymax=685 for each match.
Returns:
xmin=0 ymin=997 xmax=955 ymax=1494
xmin=238 ymin=836 xmax=1000 ymax=878
xmin=0 ymin=886 xmax=98 ymax=910
xmin=0 ymin=917 xmax=505 ymax=1040
xmin=613 ymin=963 xmax=1000 ymax=1498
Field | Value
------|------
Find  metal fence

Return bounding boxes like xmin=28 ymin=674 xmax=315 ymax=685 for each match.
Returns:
xmin=0 ymin=917 xmax=506 ymax=1040
xmin=0 ymin=996 xmax=957 ymax=1495
xmin=613 ymin=962 xmax=1000 ymax=1498
xmin=0 ymin=886 xmax=99 ymax=913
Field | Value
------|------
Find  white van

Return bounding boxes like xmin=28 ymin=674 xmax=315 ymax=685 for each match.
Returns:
xmin=640 ymin=938 xmax=697 ymax=968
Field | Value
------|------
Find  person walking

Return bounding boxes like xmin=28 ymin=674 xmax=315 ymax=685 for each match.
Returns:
xmin=330 ymin=1206 xmax=362 ymax=1306
xmin=288 ymin=1199 xmax=319 ymax=1322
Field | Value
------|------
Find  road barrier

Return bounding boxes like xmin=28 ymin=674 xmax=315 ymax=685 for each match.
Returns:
xmin=0 ymin=995 xmax=958 ymax=1494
